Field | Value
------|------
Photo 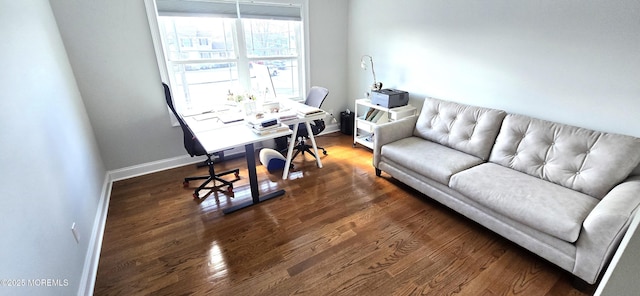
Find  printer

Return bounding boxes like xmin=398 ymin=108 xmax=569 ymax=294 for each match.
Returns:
xmin=371 ymin=89 xmax=409 ymax=108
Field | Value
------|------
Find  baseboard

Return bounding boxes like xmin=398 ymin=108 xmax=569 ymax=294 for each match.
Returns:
xmin=77 ymin=174 xmax=112 ymax=296
xmin=109 ymin=154 xmax=208 ymax=182
xmin=322 ymin=122 xmax=340 ymax=135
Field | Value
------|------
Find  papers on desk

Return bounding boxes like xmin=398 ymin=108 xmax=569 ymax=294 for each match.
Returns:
xmin=193 ymin=112 xmax=217 ymax=121
xmin=275 ymin=110 xmax=298 ymax=121
xmin=246 ymin=122 xmax=290 ymax=135
xmin=295 ymin=104 xmax=324 ymax=117
xmin=180 ymin=104 xmax=233 ymax=117
xmin=218 ymin=111 xmax=244 ymax=123
xmin=191 ymin=109 xmax=244 ymax=123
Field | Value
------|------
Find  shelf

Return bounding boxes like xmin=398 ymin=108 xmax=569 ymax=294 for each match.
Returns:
xmin=356 ymin=99 xmax=415 ymax=113
xmin=355 ymin=134 xmax=374 ymax=149
xmin=353 ymin=98 xmax=416 ymax=150
xmin=355 ymin=118 xmax=376 ymax=133
xmin=355 ymin=98 xmax=384 ymax=110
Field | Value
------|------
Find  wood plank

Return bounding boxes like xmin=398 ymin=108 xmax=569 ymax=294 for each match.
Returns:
xmin=93 ymin=133 xmax=593 ymax=295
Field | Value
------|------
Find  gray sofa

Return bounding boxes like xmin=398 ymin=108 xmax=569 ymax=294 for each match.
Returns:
xmin=372 ymin=97 xmax=640 ymax=284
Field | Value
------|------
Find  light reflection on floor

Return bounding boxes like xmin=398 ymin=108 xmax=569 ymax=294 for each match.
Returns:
xmin=193 ymin=153 xmax=324 ymax=212
xmin=196 ymin=177 xmax=284 ymax=211
xmin=208 ymin=242 xmax=228 ymax=280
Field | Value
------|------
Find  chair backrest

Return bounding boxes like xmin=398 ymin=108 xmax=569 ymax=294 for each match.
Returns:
xmin=162 ymin=83 xmax=206 ymax=157
xmin=299 ymin=86 xmax=329 ymax=137
xmin=304 ymin=86 xmax=329 ymax=108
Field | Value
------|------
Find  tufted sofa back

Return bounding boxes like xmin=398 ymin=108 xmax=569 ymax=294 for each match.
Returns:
xmin=490 ymin=114 xmax=640 ymax=199
xmin=414 ymin=98 xmax=506 ymax=160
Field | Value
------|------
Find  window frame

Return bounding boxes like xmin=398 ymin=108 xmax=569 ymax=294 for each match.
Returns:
xmin=144 ymin=0 xmax=310 ymax=123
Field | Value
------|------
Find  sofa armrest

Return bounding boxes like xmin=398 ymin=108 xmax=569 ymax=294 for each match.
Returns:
xmin=372 ymin=116 xmax=418 ymax=168
xmin=574 ymin=175 xmax=640 ymax=284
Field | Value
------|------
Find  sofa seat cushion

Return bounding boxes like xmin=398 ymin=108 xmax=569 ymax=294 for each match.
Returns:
xmin=381 ymin=137 xmax=484 ymax=185
xmin=450 ymin=162 xmax=599 ymax=242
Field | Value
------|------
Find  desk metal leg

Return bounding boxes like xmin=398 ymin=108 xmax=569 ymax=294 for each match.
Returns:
xmin=246 ymin=143 xmax=260 ymax=202
xmin=305 ymin=121 xmax=323 ymax=169
xmin=223 ymin=143 xmax=286 ymax=214
xmin=282 ymin=123 xmax=299 ymax=179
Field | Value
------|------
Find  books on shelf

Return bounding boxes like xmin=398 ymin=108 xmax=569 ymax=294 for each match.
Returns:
xmin=370 ymin=110 xmax=384 ymax=122
xmin=376 ymin=112 xmax=389 ymax=124
xmin=362 ymin=108 xmax=388 ymax=123
xmin=364 ymin=108 xmax=377 ymax=120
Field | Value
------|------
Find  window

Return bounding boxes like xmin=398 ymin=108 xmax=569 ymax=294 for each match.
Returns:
xmin=145 ymin=0 xmax=307 ymax=114
xmin=198 ymin=38 xmax=209 ymax=46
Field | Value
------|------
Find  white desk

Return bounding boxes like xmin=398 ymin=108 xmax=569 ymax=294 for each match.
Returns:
xmin=185 ymin=101 xmax=326 ymax=180
xmin=182 ymin=101 xmax=326 ymax=213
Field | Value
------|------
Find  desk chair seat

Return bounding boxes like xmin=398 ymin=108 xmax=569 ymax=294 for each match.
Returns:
xmin=163 ymin=83 xmax=240 ymax=199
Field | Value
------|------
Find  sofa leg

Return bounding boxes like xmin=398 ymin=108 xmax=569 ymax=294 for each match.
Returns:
xmin=571 ymin=276 xmax=596 ymax=294
xmin=375 ymin=168 xmax=381 ymax=176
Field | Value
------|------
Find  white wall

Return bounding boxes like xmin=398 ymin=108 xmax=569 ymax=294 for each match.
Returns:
xmin=49 ymin=0 xmax=187 ymax=171
xmin=0 ymin=0 xmax=106 ymax=295
xmin=348 ymin=0 xmax=640 ymax=138
xmin=49 ymin=0 xmax=350 ymax=171
xmin=307 ymin=0 xmax=350 ymax=118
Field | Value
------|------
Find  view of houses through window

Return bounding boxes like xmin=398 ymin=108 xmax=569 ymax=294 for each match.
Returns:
xmin=158 ymin=15 xmax=302 ymax=113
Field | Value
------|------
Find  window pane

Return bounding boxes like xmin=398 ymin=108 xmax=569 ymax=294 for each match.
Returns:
xmin=244 ymin=19 xmax=299 ymax=57
xmin=170 ymin=62 xmax=239 ymax=111
xmin=250 ymin=60 xmax=298 ymax=99
xmin=152 ymin=10 xmax=305 ymax=113
xmin=159 ymin=17 xmax=236 ymax=61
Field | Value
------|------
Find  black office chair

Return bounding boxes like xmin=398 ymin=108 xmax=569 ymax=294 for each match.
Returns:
xmin=288 ymin=86 xmax=330 ymax=161
xmin=163 ymin=83 xmax=240 ymax=199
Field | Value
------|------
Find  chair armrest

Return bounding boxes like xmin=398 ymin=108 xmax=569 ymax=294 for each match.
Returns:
xmin=574 ymin=175 xmax=640 ymax=284
xmin=372 ymin=116 xmax=418 ymax=168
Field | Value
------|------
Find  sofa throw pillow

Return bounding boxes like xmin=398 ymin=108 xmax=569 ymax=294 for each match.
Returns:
xmin=489 ymin=114 xmax=640 ymax=199
xmin=414 ymin=97 xmax=506 ymax=160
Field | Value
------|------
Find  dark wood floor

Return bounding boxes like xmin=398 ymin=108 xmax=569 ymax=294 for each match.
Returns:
xmin=94 ymin=133 xmax=593 ymax=295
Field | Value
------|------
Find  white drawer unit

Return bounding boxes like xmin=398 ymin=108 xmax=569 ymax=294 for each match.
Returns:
xmin=353 ymin=98 xmax=416 ymax=149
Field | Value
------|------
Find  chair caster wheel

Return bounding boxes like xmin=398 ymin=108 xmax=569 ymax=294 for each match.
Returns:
xmin=192 ymin=193 xmax=199 ymax=199
xmin=323 ymin=151 xmax=328 ymax=155
xmin=234 ymin=172 xmax=240 ymax=178
xmin=227 ymin=186 xmax=233 ymax=193
xmin=183 ymin=181 xmax=189 ymax=187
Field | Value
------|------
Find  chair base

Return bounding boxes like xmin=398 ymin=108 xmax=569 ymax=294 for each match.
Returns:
xmin=290 ymin=139 xmax=327 ymax=162
xmin=184 ymin=154 xmax=240 ymax=199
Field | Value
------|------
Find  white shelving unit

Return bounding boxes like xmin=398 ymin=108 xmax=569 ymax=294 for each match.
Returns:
xmin=353 ymin=98 xmax=417 ymax=149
